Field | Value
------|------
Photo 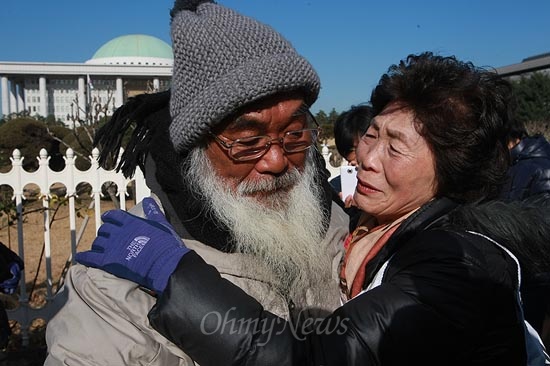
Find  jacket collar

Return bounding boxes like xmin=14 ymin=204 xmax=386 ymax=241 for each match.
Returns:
xmin=511 ymin=135 xmax=550 ymax=162
xmin=362 ymin=197 xmax=460 ymax=285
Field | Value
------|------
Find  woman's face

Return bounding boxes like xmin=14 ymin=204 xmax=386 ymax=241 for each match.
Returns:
xmin=354 ymin=103 xmax=437 ymax=224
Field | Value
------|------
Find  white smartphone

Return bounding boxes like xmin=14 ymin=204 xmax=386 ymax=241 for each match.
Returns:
xmin=340 ymin=165 xmax=358 ymax=199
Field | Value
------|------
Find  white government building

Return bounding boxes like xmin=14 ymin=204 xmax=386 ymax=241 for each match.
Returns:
xmin=0 ymin=34 xmax=173 ymax=123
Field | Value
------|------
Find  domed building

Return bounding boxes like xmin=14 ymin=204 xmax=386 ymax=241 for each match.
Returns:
xmin=0 ymin=34 xmax=173 ymax=124
xmin=86 ymin=34 xmax=173 ymax=66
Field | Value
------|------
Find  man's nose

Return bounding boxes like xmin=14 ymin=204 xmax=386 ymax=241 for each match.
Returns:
xmin=255 ymin=141 xmax=288 ymax=174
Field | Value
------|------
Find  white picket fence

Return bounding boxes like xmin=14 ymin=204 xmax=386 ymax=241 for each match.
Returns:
xmin=0 ymin=145 xmax=339 ymax=346
xmin=0 ymin=148 xmax=150 ymax=345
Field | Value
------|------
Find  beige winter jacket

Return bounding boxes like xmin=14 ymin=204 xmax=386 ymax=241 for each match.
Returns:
xmin=44 ymin=199 xmax=348 ymax=366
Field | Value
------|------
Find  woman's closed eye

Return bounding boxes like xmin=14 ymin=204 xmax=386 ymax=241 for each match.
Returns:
xmin=362 ymin=133 xmax=377 ymax=141
xmin=389 ymin=144 xmax=401 ymax=154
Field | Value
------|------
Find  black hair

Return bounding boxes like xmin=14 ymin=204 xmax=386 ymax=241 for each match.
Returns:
xmin=370 ymin=52 xmax=515 ymax=203
xmin=333 ymin=104 xmax=373 ymax=158
xmin=94 ymin=90 xmax=174 ymax=179
xmin=505 ymin=117 xmax=529 ymax=143
xmin=448 ymin=198 xmax=550 ymax=277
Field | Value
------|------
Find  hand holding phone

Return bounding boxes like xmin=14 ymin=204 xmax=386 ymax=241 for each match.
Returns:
xmin=340 ymin=165 xmax=358 ymax=200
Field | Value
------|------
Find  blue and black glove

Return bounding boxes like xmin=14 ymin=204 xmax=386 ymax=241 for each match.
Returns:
xmin=0 ymin=262 xmax=22 ymax=295
xmin=76 ymin=197 xmax=191 ymax=294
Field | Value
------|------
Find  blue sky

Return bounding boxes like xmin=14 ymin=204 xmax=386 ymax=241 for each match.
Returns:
xmin=0 ymin=0 xmax=549 ymax=114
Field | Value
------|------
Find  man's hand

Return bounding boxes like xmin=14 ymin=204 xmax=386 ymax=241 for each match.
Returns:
xmin=76 ymin=197 xmax=191 ymax=294
xmin=0 ymin=262 xmax=22 ymax=295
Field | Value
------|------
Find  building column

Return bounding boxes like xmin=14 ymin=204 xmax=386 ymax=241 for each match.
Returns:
xmin=78 ymin=76 xmax=86 ymax=117
xmin=16 ymin=81 xmax=25 ymax=113
xmin=153 ymin=78 xmax=160 ymax=92
xmin=39 ymin=76 xmax=47 ymax=117
xmin=115 ymin=77 xmax=123 ymax=108
xmin=1 ymin=76 xmax=9 ymax=118
xmin=9 ymin=81 xmax=17 ymax=115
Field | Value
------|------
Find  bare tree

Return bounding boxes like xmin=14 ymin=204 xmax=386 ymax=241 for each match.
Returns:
xmin=72 ymin=89 xmax=114 ymax=152
xmin=44 ymin=86 xmax=120 ymax=205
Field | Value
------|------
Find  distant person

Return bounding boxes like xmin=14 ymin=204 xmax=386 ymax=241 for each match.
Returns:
xmin=500 ymin=117 xmax=550 ymax=344
xmin=500 ymin=118 xmax=550 ymax=201
xmin=329 ymin=105 xmax=373 ymax=200
xmin=0 ymin=242 xmax=23 ymax=359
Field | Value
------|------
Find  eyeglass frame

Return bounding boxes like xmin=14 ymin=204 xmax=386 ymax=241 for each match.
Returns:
xmin=209 ymin=110 xmax=321 ymax=162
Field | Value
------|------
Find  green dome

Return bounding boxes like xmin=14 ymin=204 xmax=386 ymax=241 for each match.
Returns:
xmin=86 ymin=34 xmax=173 ymax=65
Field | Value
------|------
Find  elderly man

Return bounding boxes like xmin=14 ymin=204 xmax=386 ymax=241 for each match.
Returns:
xmin=44 ymin=1 xmax=348 ymax=365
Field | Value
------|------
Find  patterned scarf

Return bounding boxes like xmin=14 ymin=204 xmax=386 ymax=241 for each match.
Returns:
xmin=339 ymin=209 xmax=419 ymax=300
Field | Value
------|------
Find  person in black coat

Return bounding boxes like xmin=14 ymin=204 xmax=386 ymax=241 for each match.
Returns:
xmin=77 ymin=53 xmax=550 ymax=365
xmin=500 ymin=117 xmax=550 ymax=201
xmin=0 ymin=242 xmax=23 ymax=356
xmin=500 ymin=117 xmax=550 ymax=344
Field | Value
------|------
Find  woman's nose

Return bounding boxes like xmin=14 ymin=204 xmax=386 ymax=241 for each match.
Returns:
xmin=356 ymin=139 xmax=380 ymax=172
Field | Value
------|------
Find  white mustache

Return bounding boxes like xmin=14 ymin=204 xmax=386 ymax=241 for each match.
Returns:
xmin=237 ymin=169 xmax=301 ymax=195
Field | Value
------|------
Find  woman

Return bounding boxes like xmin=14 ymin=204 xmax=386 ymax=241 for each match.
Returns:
xmin=77 ymin=52 xmax=550 ymax=365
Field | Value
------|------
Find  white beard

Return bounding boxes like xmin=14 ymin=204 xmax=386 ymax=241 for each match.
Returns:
xmin=183 ymin=148 xmax=333 ymax=305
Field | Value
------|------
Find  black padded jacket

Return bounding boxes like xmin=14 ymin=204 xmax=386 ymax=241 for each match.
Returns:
xmin=148 ymin=198 xmax=538 ymax=366
xmin=500 ymin=135 xmax=550 ymax=201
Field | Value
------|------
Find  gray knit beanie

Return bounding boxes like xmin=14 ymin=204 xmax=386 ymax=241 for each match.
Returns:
xmin=169 ymin=0 xmax=321 ymax=153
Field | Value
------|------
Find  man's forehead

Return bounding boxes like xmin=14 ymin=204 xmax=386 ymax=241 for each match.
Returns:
xmin=219 ymin=95 xmax=309 ymax=132
xmin=236 ymin=101 xmax=308 ymax=119
xmin=241 ymin=91 xmax=307 ymax=112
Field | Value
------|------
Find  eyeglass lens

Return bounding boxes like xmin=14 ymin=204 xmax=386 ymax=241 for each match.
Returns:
xmin=230 ymin=129 xmax=318 ymax=161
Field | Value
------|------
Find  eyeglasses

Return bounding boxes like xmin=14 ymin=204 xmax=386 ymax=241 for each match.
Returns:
xmin=210 ymin=113 xmax=320 ymax=162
